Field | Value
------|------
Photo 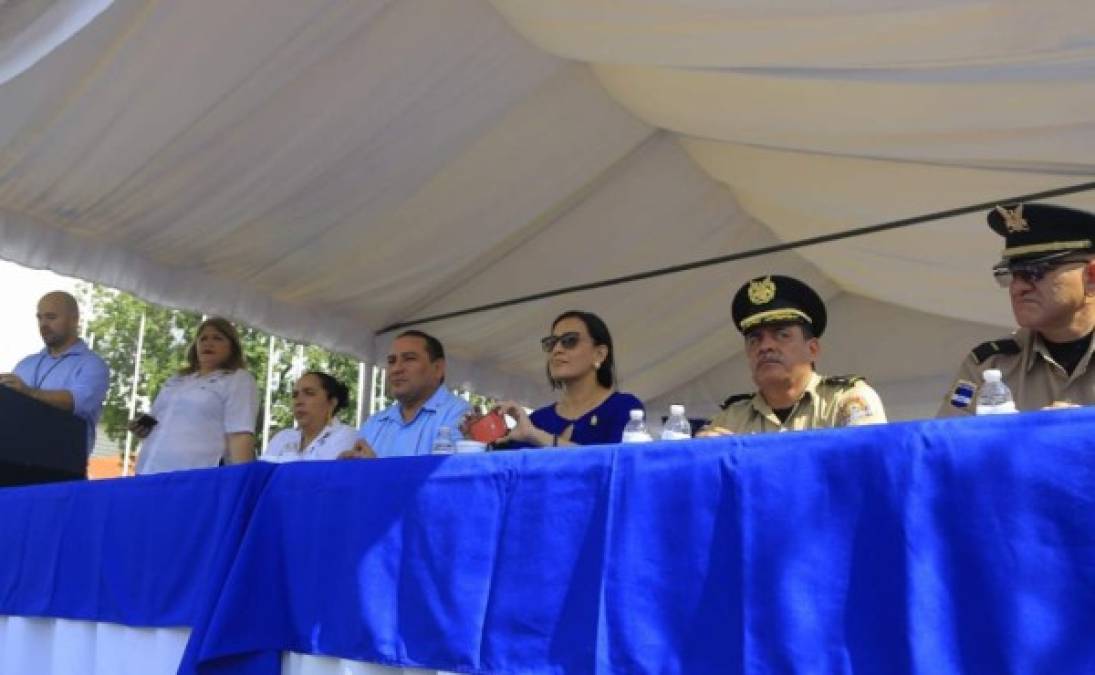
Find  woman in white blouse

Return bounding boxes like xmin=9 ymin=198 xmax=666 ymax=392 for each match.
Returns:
xmin=261 ymin=371 xmax=357 ymax=463
xmin=133 ymin=317 xmax=259 ymax=475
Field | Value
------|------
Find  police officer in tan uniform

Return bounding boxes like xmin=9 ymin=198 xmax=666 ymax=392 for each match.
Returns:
xmin=699 ymin=275 xmax=887 ymax=435
xmin=938 ymin=203 xmax=1095 ymax=416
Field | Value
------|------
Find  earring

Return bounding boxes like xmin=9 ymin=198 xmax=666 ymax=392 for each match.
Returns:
xmin=593 ymin=362 xmax=602 ymax=369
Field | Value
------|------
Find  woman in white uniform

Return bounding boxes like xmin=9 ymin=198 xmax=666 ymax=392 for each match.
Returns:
xmin=261 ymin=371 xmax=357 ymax=463
xmin=133 ymin=317 xmax=259 ymax=475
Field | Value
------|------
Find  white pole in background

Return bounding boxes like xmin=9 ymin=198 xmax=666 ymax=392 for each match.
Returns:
xmin=290 ymin=344 xmax=306 ymax=429
xmin=355 ymin=361 xmax=366 ymax=427
xmin=121 ymin=311 xmax=146 ymax=476
xmin=369 ymin=365 xmax=384 ymax=414
xmin=262 ymin=335 xmax=277 ymax=453
xmin=294 ymin=344 xmax=305 ymax=379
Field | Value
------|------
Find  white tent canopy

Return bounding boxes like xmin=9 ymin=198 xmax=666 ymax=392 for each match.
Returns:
xmin=2 ymin=0 xmax=1093 ymax=418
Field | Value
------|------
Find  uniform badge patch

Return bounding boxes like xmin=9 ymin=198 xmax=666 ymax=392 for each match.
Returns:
xmin=949 ymin=379 xmax=977 ymax=408
xmin=836 ymin=395 xmax=873 ymax=426
xmin=747 ymin=276 xmax=777 ymax=305
xmin=995 ymin=204 xmax=1029 ymax=233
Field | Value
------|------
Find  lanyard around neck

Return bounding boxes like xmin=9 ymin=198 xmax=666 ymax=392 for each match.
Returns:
xmin=32 ymin=352 xmax=72 ymax=389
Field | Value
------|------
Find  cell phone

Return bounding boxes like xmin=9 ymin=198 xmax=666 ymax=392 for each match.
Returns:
xmin=468 ymin=410 xmax=507 ymax=444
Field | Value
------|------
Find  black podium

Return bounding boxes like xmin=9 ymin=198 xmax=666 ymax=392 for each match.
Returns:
xmin=0 ymin=387 xmax=87 ymax=487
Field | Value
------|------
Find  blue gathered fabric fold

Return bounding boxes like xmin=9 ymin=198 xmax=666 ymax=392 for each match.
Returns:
xmin=2 ymin=410 xmax=1095 ymax=674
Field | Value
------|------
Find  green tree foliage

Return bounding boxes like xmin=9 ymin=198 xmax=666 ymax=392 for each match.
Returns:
xmin=77 ymin=284 xmax=363 ymax=454
xmin=256 ymin=338 xmax=363 ymax=434
xmin=465 ymin=390 xmax=496 ymax=412
xmin=79 ymin=285 xmax=200 ymax=448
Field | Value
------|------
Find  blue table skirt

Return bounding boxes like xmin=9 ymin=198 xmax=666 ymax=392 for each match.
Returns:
xmin=3 ymin=410 xmax=1095 ymax=674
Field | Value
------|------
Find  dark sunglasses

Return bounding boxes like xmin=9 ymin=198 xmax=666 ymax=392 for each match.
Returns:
xmin=540 ymin=331 xmax=582 ymax=353
xmin=992 ymin=258 xmax=1087 ymax=288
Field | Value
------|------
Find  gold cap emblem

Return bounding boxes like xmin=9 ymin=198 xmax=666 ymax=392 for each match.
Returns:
xmin=747 ymin=276 xmax=776 ymax=305
xmin=995 ymin=204 xmax=1029 ymax=233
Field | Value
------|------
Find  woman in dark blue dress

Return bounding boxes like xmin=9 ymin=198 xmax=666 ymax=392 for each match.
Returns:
xmin=496 ymin=310 xmax=643 ymax=447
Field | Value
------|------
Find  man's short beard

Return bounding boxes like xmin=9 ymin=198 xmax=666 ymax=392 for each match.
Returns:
xmin=42 ymin=331 xmax=71 ymax=347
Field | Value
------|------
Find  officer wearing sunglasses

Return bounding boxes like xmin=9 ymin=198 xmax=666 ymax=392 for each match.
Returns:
xmin=938 ymin=202 xmax=1095 ymax=416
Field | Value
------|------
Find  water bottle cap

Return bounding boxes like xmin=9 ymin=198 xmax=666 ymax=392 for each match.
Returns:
xmin=670 ymin=405 xmax=685 ymax=416
xmin=629 ymin=409 xmax=645 ymax=420
xmin=983 ymin=369 xmax=1002 ymax=382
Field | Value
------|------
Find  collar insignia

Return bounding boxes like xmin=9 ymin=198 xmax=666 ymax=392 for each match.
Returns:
xmin=747 ymin=276 xmax=777 ymax=305
xmin=995 ymin=204 xmax=1029 ymax=233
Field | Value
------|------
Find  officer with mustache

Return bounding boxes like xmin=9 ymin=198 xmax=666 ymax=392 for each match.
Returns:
xmin=699 ymin=275 xmax=887 ymax=435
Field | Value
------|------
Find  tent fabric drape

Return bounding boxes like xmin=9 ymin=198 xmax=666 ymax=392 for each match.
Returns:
xmin=1 ymin=1 xmax=1093 ymax=415
xmin=0 ymin=617 xmax=436 ymax=674
xmin=0 ymin=617 xmax=187 ymax=675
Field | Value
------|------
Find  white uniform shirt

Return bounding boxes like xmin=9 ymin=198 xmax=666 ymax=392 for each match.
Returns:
xmin=136 ymin=369 xmax=259 ymax=475
xmin=261 ymin=420 xmax=357 ymax=463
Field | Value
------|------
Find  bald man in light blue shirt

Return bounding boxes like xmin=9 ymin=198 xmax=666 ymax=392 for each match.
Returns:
xmin=1 ymin=291 xmax=110 ymax=454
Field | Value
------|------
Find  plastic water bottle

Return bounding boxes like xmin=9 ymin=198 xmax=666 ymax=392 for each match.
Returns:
xmin=976 ymin=369 xmax=1017 ymax=415
xmin=432 ymin=426 xmax=456 ymax=454
xmin=660 ymin=405 xmax=692 ymax=440
xmin=622 ymin=409 xmax=653 ymax=443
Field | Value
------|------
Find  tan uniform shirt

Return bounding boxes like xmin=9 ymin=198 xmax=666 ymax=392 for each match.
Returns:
xmin=704 ymin=372 xmax=888 ymax=434
xmin=937 ymin=328 xmax=1095 ymax=417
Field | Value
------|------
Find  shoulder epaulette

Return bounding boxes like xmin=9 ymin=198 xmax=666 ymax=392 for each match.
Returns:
xmin=971 ymin=338 xmax=1020 ymax=365
xmin=820 ymin=374 xmax=864 ymax=388
xmin=719 ymin=393 xmax=753 ymax=410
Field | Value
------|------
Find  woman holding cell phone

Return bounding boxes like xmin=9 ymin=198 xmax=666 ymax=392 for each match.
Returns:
xmin=131 ymin=317 xmax=259 ymax=474
xmin=489 ymin=310 xmax=643 ymax=448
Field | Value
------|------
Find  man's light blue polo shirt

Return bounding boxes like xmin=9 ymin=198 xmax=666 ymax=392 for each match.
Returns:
xmin=13 ymin=339 xmax=110 ymax=454
xmin=359 ymin=385 xmax=470 ymax=458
